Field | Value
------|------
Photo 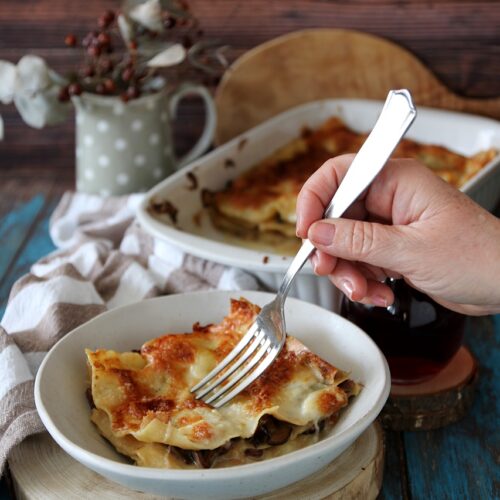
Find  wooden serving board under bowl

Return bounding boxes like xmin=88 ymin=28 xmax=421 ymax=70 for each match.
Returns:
xmin=9 ymin=422 xmax=384 ymax=500
xmin=215 ymin=28 xmax=500 ymax=145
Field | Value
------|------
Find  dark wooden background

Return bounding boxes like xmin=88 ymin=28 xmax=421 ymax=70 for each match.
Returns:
xmin=0 ymin=3 xmax=499 ymax=499
xmin=0 ymin=0 xmax=499 ymax=184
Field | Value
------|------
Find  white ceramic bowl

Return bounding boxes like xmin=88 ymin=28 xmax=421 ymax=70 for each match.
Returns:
xmin=136 ymin=99 xmax=500 ymax=310
xmin=35 ymin=290 xmax=390 ymax=500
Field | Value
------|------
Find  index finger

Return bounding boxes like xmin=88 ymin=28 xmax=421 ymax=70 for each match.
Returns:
xmin=296 ymin=154 xmax=355 ymax=238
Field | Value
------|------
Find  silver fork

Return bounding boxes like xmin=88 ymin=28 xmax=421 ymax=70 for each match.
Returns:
xmin=191 ymin=89 xmax=417 ymax=408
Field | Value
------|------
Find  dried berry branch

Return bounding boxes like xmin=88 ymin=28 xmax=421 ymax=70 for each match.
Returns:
xmin=0 ymin=0 xmax=228 ymax=137
xmin=58 ymin=0 xmax=227 ymax=102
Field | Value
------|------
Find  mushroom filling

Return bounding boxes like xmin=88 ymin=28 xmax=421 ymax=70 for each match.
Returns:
xmin=250 ymin=415 xmax=293 ymax=446
xmin=169 ymin=414 xmax=322 ymax=469
xmin=170 ymin=441 xmax=233 ymax=469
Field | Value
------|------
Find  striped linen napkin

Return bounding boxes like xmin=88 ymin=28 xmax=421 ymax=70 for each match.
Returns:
xmin=0 ymin=192 xmax=259 ymax=474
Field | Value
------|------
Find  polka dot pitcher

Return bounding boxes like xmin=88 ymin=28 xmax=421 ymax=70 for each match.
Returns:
xmin=73 ymin=83 xmax=216 ymax=196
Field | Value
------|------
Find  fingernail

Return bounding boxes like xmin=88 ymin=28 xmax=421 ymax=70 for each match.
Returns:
xmin=340 ymin=279 xmax=353 ymax=298
xmin=372 ymin=295 xmax=388 ymax=307
xmin=295 ymin=214 xmax=302 ymax=237
xmin=309 ymin=222 xmax=336 ymax=245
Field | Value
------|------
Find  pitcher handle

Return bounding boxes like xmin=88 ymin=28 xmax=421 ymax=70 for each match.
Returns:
xmin=168 ymin=83 xmax=217 ymax=169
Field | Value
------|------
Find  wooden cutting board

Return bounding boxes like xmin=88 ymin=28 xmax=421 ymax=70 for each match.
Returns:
xmin=215 ymin=29 xmax=500 ymax=144
xmin=9 ymin=422 xmax=384 ymax=500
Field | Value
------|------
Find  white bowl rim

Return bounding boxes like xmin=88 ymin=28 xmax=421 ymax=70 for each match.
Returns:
xmin=34 ymin=290 xmax=390 ymax=481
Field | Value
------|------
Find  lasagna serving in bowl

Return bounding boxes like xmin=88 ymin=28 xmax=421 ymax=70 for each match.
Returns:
xmin=85 ymin=298 xmax=360 ymax=469
xmin=34 ymin=290 xmax=390 ymax=499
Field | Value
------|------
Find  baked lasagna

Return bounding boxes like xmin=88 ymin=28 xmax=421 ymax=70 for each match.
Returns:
xmin=86 ymin=298 xmax=360 ymax=469
xmin=204 ymin=117 xmax=496 ymax=247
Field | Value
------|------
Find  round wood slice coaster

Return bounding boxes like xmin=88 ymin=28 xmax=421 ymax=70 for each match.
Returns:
xmin=380 ymin=346 xmax=478 ymax=431
xmin=9 ymin=422 xmax=384 ymax=500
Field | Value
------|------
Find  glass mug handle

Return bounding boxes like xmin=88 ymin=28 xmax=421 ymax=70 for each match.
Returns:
xmin=168 ymin=83 xmax=217 ymax=169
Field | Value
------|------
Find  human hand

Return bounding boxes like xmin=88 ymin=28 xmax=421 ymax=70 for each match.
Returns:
xmin=296 ymin=154 xmax=500 ymax=316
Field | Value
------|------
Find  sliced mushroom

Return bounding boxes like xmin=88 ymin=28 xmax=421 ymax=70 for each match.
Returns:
xmin=244 ymin=448 xmax=264 ymax=458
xmin=266 ymin=418 xmax=293 ymax=445
xmin=251 ymin=415 xmax=293 ymax=446
xmin=170 ymin=446 xmax=196 ymax=465
xmin=338 ymin=379 xmax=356 ymax=396
xmin=171 ymin=441 xmax=233 ymax=469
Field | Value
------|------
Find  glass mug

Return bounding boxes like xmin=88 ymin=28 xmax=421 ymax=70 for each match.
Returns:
xmin=341 ymin=279 xmax=466 ymax=384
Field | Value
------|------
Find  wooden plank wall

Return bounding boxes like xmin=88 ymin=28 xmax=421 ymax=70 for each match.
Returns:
xmin=0 ymin=4 xmax=499 ymax=498
xmin=0 ymin=0 xmax=499 ymax=182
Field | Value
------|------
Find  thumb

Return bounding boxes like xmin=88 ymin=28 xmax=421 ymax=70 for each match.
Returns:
xmin=308 ymin=218 xmax=412 ymax=271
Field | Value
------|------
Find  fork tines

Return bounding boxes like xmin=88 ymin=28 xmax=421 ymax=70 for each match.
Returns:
xmin=190 ymin=323 xmax=278 ymax=408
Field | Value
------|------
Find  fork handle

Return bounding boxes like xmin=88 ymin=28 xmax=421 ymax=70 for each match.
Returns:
xmin=278 ymin=89 xmax=417 ymax=299
xmin=278 ymin=239 xmax=316 ymax=297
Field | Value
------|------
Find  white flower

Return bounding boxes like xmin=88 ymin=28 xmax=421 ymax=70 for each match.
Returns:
xmin=14 ymin=83 xmax=68 ymax=129
xmin=0 ymin=61 xmax=16 ymax=104
xmin=147 ymin=43 xmax=186 ymax=67
xmin=129 ymin=0 xmax=164 ymax=33
xmin=16 ymin=55 xmax=51 ymax=96
xmin=0 ymin=55 xmax=69 ymax=139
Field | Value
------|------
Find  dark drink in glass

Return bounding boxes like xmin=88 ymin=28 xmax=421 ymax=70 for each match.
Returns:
xmin=340 ymin=279 xmax=466 ymax=384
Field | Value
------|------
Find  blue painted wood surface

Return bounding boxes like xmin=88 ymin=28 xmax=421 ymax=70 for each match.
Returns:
xmin=0 ymin=195 xmax=46 ymax=284
xmin=0 ymin=196 xmax=499 ymax=499
xmin=380 ymin=430 xmax=409 ymax=499
xmin=404 ymin=316 xmax=499 ymax=499
xmin=0 ymin=197 xmax=58 ymax=319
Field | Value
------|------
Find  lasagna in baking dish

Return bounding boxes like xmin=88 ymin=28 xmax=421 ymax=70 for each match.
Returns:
xmin=204 ymin=117 xmax=496 ymax=246
xmin=85 ymin=298 xmax=360 ymax=469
